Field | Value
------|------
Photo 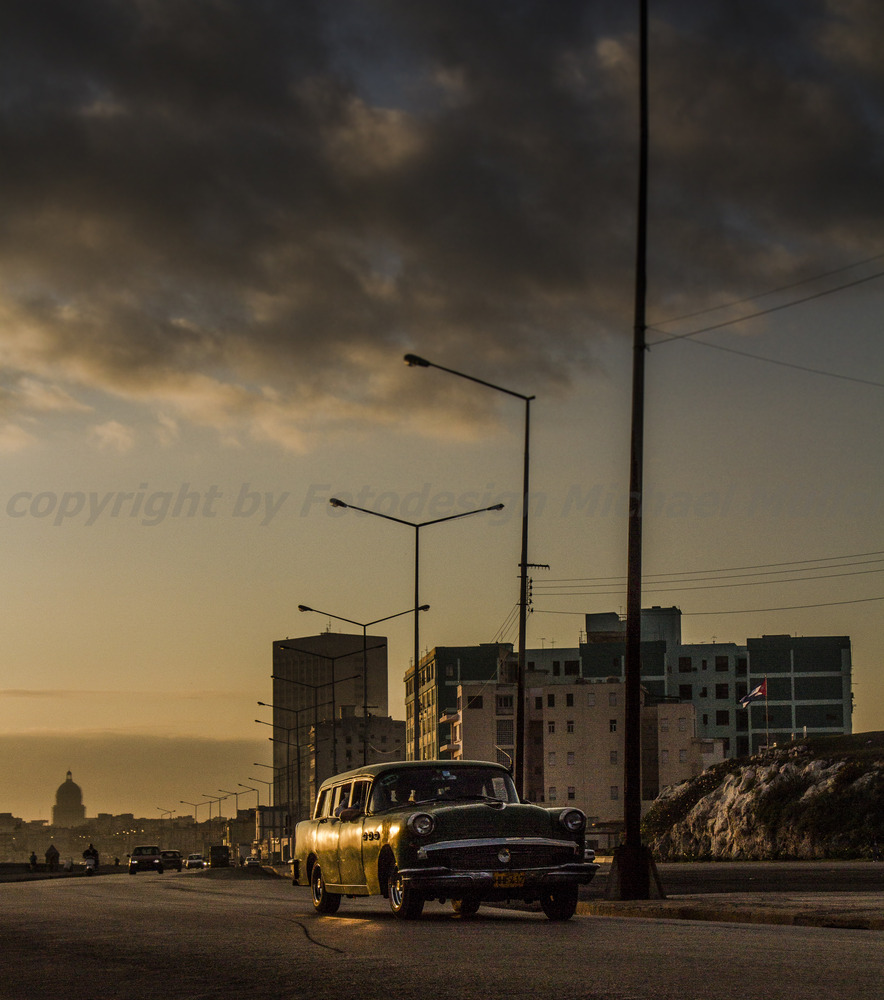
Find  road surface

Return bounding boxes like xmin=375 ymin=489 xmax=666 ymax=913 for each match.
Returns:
xmin=1 ymin=868 xmax=881 ymax=1000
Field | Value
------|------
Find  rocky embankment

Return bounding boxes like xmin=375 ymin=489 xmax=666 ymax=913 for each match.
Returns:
xmin=643 ymin=732 xmax=884 ymax=860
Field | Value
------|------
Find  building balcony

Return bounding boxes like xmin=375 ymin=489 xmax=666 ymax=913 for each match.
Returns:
xmin=439 ymin=709 xmax=460 ymax=725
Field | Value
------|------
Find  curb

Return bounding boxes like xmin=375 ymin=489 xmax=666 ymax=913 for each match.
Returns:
xmin=577 ymin=896 xmax=884 ymax=930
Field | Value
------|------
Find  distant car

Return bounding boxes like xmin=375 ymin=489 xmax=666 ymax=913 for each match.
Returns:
xmin=128 ymin=846 xmax=163 ymax=874
xmin=293 ymin=760 xmax=599 ymax=920
xmin=161 ymin=850 xmax=183 ymax=872
xmin=185 ymin=854 xmax=206 ymax=869
xmin=244 ymin=856 xmax=262 ymax=868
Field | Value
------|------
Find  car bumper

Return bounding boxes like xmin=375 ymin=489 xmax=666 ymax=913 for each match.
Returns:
xmin=396 ymin=861 xmax=600 ymax=898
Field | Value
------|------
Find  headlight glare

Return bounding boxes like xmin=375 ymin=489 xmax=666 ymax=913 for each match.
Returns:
xmin=407 ymin=812 xmax=436 ymax=837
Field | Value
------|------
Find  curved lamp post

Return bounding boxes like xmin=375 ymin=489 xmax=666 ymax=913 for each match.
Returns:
xmin=404 ymin=353 xmax=533 ymax=794
xmin=297 ymin=604 xmax=428 ymax=765
xmin=328 ymin=496 xmax=504 ymax=760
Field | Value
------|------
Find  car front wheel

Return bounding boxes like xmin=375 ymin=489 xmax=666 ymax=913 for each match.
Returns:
xmin=540 ymin=884 xmax=578 ymax=921
xmin=388 ymin=865 xmax=424 ymax=920
xmin=310 ymin=865 xmax=341 ymax=915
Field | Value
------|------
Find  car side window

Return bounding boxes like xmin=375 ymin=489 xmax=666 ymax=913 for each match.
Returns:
xmin=332 ymin=783 xmax=352 ymax=816
xmin=350 ymin=779 xmax=371 ymax=814
xmin=314 ymin=787 xmax=331 ymax=819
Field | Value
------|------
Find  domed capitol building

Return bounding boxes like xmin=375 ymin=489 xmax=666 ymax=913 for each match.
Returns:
xmin=52 ymin=771 xmax=87 ymax=828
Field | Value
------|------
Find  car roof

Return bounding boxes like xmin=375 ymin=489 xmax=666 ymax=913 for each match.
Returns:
xmin=316 ymin=759 xmax=511 ymax=789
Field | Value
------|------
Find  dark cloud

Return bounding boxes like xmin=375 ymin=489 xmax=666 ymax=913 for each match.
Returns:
xmin=0 ymin=0 xmax=879 ymax=443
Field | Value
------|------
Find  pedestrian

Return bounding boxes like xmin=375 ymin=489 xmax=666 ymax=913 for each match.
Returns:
xmin=29 ymin=851 xmax=38 ymax=871
xmin=45 ymin=843 xmax=60 ymax=872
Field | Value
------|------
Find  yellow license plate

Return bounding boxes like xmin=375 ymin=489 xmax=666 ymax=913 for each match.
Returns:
xmin=493 ymin=871 xmax=526 ymax=888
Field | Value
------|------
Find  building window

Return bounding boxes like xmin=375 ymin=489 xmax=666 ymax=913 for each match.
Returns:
xmin=609 ymin=750 xmax=618 ymax=765
xmin=678 ymin=717 xmax=687 ymax=732
xmin=548 ymin=752 xmax=556 ymax=767
xmin=608 ymin=692 xmax=617 ymax=707
xmin=466 ymin=695 xmax=483 ymax=709
xmin=660 ymin=718 xmax=669 ymax=732
xmin=547 ymin=720 xmax=556 ymax=735
xmin=566 ymin=719 xmax=575 ymax=733
xmin=678 ymin=656 xmax=692 ymax=673
xmin=567 ymin=786 xmax=576 ymax=800
xmin=552 ymin=661 xmax=561 ymax=676
xmin=587 ymin=691 xmax=596 ymax=706
xmin=715 ymin=683 xmax=729 ymax=700
xmin=679 ymin=684 xmax=692 ymax=700
xmin=610 ymin=786 xmax=619 ymax=800
xmin=497 ymin=719 xmax=514 ymax=744
xmin=566 ymin=693 xmax=574 ymax=707
xmin=701 ymin=659 xmax=708 ymax=670
xmin=715 ymin=656 xmax=730 ymax=672
xmin=567 ymin=751 xmax=575 ymax=766
xmin=702 ymin=713 xmax=709 ymax=726
xmin=661 ymin=749 xmax=669 ymax=763
xmin=496 ymin=694 xmax=514 ymax=714
xmin=565 ymin=660 xmax=579 ymax=675
xmin=446 ymin=664 xmax=454 ymax=677
xmin=679 ymin=749 xmax=688 ymax=762
xmin=535 ymin=695 xmax=543 ymax=710
xmin=609 ymin=719 xmax=617 ymax=733
xmin=716 ymin=710 xmax=730 ymax=726
xmin=548 ymin=787 xmax=557 ymax=801
xmin=547 ymin=694 xmax=556 ymax=708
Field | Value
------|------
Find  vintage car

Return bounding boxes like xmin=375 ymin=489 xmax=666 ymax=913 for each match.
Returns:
xmin=292 ymin=760 xmax=599 ymax=920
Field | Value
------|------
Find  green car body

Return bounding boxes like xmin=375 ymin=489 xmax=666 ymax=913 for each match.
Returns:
xmin=293 ymin=760 xmax=599 ymax=920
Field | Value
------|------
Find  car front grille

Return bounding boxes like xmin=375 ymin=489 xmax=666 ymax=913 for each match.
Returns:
xmin=436 ymin=843 xmax=577 ymax=871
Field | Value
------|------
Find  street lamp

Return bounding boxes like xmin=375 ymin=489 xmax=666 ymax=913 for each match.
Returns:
xmin=180 ymin=799 xmax=209 ymax=823
xmin=219 ymin=789 xmax=243 ymax=815
xmin=157 ymin=807 xmax=175 ymax=822
xmin=201 ymin=794 xmax=226 ymax=821
xmin=238 ymin=784 xmax=260 ymax=807
xmin=328 ymin=495 xmax=504 ymax=761
xmin=297 ymin=604 xmax=429 ymax=764
xmin=404 ymin=353 xmax=534 ymax=793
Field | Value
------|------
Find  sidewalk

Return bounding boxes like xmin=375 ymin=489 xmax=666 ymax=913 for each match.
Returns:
xmin=578 ymin=892 xmax=884 ymax=930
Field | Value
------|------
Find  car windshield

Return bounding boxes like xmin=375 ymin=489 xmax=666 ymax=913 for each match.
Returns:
xmin=370 ymin=766 xmax=518 ymax=811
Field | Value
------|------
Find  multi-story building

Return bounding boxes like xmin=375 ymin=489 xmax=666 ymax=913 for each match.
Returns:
xmin=271 ymin=631 xmax=389 ymax=821
xmin=581 ymin=608 xmax=852 ymax=756
xmin=442 ymin=675 xmax=724 ymax=841
xmin=405 ymin=643 xmax=514 ymax=760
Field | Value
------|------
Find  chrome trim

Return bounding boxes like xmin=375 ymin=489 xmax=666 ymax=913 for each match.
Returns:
xmin=416 ymin=836 xmax=580 ymax=859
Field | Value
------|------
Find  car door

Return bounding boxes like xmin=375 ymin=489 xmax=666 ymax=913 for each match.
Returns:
xmin=314 ymin=782 xmax=349 ymax=884
xmin=337 ymin=779 xmax=372 ymax=890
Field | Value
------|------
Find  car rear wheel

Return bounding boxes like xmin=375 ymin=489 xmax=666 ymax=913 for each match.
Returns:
xmin=310 ymin=865 xmax=341 ymax=915
xmin=451 ymin=896 xmax=480 ymax=917
xmin=540 ymin=884 xmax=578 ymax=921
xmin=388 ymin=865 xmax=424 ymax=919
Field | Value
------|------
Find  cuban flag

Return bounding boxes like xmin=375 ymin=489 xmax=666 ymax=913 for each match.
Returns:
xmin=739 ymin=679 xmax=767 ymax=708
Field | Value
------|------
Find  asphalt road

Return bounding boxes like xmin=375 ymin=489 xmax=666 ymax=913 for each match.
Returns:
xmin=1 ymin=867 xmax=881 ymax=1000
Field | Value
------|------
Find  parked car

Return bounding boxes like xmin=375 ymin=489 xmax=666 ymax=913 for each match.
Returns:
xmin=184 ymin=854 xmax=206 ymax=869
xmin=161 ymin=850 xmax=183 ymax=871
xmin=244 ymin=856 xmax=262 ymax=868
xmin=292 ymin=760 xmax=599 ymax=920
xmin=128 ymin=845 xmax=163 ymax=874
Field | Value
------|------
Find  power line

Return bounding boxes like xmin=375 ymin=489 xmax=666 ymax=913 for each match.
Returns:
xmin=651 ymin=251 xmax=884 ymax=329
xmin=649 ymin=269 xmax=884 ymax=345
xmin=533 ymin=595 xmax=883 ymax=617
xmin=540 ymin=551 xmax=884 ymax=585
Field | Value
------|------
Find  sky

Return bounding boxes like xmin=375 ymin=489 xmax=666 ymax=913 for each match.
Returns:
xmin=1 ymin=0 xmax=881 ymax=823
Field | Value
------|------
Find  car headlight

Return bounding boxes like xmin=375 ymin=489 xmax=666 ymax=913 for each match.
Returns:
xmin=559 ymin=808 xmax=586 ymax=834
xmin=406 ymin=812 xmax=436 ymax=837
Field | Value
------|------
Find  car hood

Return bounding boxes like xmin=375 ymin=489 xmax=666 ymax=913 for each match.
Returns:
xmin=413 ymin=801 xmax=567 ymax=840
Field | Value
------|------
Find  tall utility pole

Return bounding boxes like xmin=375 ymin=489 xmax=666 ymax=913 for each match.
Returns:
xmin=605 ymin=0 xmax=663 ymax=901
